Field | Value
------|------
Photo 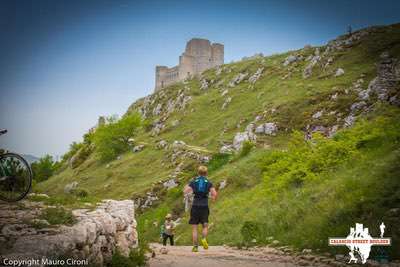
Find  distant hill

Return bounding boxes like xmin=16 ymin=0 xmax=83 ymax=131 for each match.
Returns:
xmin=22 ymin=154 xmax=40 ymax=164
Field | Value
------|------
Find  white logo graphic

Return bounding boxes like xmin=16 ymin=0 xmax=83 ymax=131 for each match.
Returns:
xmin=329 ymin=222 xmax=391 ymax=264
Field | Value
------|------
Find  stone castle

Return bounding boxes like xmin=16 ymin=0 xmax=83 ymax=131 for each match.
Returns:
xmin=155 ymin=38 xmax=224 ymax=91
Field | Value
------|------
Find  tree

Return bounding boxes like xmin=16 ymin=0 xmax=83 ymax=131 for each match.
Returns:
xmin=93 ymin=113 xmax=142 ymax=162
xmin=31 ymin=155 xmax=57 ymax=182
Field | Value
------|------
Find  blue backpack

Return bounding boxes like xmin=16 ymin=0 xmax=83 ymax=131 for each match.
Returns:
xmin=193 ymin=176 xmax=209 ymax=196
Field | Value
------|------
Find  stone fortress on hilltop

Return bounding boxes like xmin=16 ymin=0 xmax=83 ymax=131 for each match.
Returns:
xmin=155 ymin=38 xmax=224 ymax=91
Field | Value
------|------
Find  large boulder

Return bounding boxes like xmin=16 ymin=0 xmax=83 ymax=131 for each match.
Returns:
xmin=233 ymin=131 xmax=256 ymax=150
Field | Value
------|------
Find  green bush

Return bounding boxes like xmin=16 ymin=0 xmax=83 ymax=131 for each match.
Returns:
xmin=110 ymin=245 xmax=147 ymax=267
xmin=39 ymin=207 xmax=76 ymax=225
xmin=61 ymin=142 xmax=84 ymax=163
xmin=71 ymin=188 xmax=89 ymax=198
xmin=70 ymin=144 xmax=93 ymax=169
xmin=240 ymin=221 xmax=265 ymax=246
xmin=238 ymin=141 xmax=255 ymax=158
xmin=93 ymin=113 xmax=142 ymax=162
xmin=262 ymin=114 xmax=400 ymax=194
xmin=31 ymin=155 xmax=58 ymax=182
xmin=207 ymin=153 xmax=232 ymax=173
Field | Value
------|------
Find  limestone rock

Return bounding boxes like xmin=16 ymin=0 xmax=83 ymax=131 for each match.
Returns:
xmin=255 ymin=122 xmax=278 ymax=136
xmin=335 ymin=68 xmax=345 ymax=77
xmin=1 ymin=200 xmax=138 ymax=266
xmin=228 ymin=73 xmax=248 ymax=87
xmin=220 ymin=145 xmax=234 ymax=154
xmin=64 ymin=181 xmax=78 ymax=194
xmin=163 ymin=179 xmax=178 ymax=190
xmin=248 ymin=67 xmax=264 ymax=84
xmin=219 ymin=180 xmax=227 ymax=190
xmin=312 ymin=111 xmax=323 ymax=119
xmin=157 ymin=140 xmax=168 ymax=150
xmin=350 ymin=101 xmax=366 ymax=112
xmin=233 ymin=131 xmax=256 ymax=150
xmin=344 ymin=114 xmax=356 ymax=127
xmin=153 ymin=103 xmax=162 ymax=116
xmin=151 ymin=122 xmax=164 ymax=136
xmin=200 ymin=79 xmax=209 ymax=90
xmin=132 ymin=144 xmax=145 ymax=153
xmin=283 ymin=55 xmax=298 ymax=66
xmin=172 ymin=140 xmax=186 ymax=149
xmin=303 ymin=51 xmax=321 ymax=79
xmin=221 ymin=97 xmax=232 ymax=110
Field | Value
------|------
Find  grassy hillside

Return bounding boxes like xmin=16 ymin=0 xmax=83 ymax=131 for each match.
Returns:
xmin=35 ymin=23 xmax=400 ymax=258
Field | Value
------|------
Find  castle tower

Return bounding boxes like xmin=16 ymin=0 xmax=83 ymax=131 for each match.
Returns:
xmin=155 ymin=66 xmax=168 ymax=92
xmin=154 ymin=38 xmax=224 ymax=92
xmin=211 ymin=43 xmax=224 ymax=67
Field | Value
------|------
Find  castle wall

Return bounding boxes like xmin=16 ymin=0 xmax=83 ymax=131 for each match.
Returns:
xmin=155 ymin=38 xmax=224 ymax=92
xmin=211 ymin=43 xmax=224 ymax=67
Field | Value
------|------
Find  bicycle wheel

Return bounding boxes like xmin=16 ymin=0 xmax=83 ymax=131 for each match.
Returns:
xmin=0 ymin=153 xmax=32 ymax=202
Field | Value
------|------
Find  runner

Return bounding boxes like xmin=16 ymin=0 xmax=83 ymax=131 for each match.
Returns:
xmin=183 ymin=166 xmax=218 ymax=252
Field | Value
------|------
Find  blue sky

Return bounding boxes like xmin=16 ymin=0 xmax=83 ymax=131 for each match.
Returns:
xmin=0 ymin=0 xmax=399 ymax=158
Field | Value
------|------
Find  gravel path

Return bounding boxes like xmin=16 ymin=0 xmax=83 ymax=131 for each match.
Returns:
xmin=149 ymin=243 xmax=301 ymax=267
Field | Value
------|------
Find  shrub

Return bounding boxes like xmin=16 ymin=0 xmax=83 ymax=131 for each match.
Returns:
xmin=238 ymin=141 xmax=255 ymax=158
xmin=207 ymin=153 xmax=232 ymax=173
xmin=61 ymin=142 xmax=84 ymax=163
xmin=110 ymin=243 xmax=147 ymax=267
xmin=93 ymin=113 xmax=142 ymax=162
xmin=261 ymin=115 xmax=400 ymax=193
xmin=240 ymin=221 xmax=265 ymax=246
xmin=69 ymin=144 xmax=93 ymax=169
xmin=71 ymin=188 xmax=89 ymax=198
xmin=39 ymin=207 xmax=76 ymax=225
xmin=260 ymin=130 xmax=357 ymax=191
xmin=31 ymin=155 xmax=58 ymax=182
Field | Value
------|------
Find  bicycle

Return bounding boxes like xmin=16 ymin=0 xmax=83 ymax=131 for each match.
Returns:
xmin=0 ymin=129 xmax=32 ymax=202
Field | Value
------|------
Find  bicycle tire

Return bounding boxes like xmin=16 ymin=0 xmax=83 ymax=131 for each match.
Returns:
xmin=0 ymin=152 xmax=32 ymax=202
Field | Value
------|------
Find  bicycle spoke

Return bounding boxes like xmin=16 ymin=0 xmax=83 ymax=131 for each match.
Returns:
xmin=0 ymin=154 xmax=32 ymax=202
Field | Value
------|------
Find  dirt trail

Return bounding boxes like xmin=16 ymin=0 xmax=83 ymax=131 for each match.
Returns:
xmin=149 ymin=243 xmax=300 ymax=267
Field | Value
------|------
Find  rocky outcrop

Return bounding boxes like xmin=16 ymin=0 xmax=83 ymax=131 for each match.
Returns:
xmin=200 ymin=79 xmax=209 ymax=90
xmin=363 ymin=52 xmax=400 ymax=104
xmin=255 ymin=122 xmax=278 ymax=136
xmin=283 ymin=55 xmax=299 ymax=66
xmin=248 ymin=67 xmax=264 ymax=84
xmin=0 ymin=200 xmax=138 ymax=266
xmin=233 ymin=131 xmax=257 ymax=150
xmin=303 ymin=48 xmax=321 ymax=79
xmin=229 ymin=73 xmax=248 ymax=87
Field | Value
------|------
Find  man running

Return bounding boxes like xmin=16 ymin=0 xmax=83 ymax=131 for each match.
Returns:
xmin=184 ymin=166 xmax=218 ymax=252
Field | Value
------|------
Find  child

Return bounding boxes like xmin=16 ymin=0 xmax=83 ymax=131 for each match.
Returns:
xmin=161 ymin=213 xmax=175 ymax=246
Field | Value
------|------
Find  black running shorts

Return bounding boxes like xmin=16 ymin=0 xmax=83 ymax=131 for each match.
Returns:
xmin=189 ymin=206 xmax=209 ymax=225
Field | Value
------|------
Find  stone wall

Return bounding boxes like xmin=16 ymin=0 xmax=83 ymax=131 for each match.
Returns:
xmin=0 ymin=199 xmax=138 ymax=266
xmin=155 ymin=38 xmax=224 ymax=91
